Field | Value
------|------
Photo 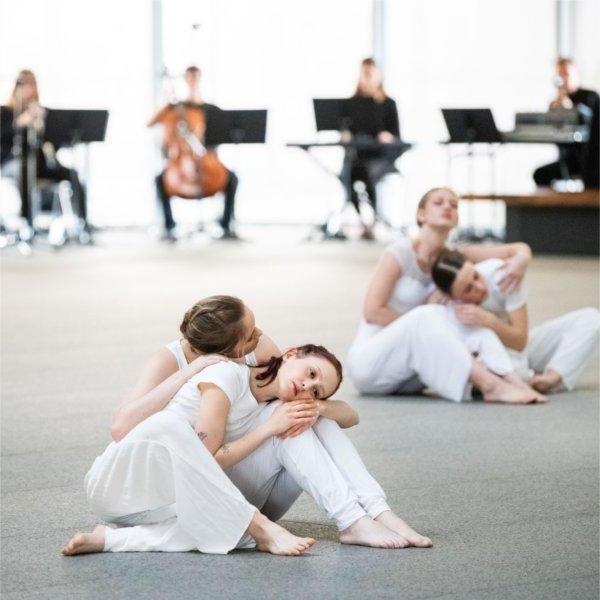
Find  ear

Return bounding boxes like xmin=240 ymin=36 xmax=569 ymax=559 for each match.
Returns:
xmin=281 ymin=348 xmax=298 ymax=362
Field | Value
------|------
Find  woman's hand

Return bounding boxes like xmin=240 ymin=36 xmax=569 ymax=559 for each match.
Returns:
xmin=187 ymin=354 xmax=228 ymax=375
xmin=498 ymin=253 xmax=528 ymax=293
xmin=377 ymin=131 xmax=395 ymax=144
xmin=426 ymin=289 xmax=450 ymax=305
xmin=454 ymin=304 xmax=493 ymax=328
xmin=267 ymin=400 xmax=319 ymax=437
xmin=278 ymin=399 xmax=323 ymax=439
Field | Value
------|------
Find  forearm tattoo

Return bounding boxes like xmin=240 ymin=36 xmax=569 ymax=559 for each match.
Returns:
xmin=197 ymin=431 xmax=207 ymax=442
xmin=221 ymin=444 xmax=231 ymax=454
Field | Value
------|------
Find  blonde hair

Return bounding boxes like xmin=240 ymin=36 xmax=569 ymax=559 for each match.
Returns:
xmin=355 ymin=58 xmax=387 ymax=103
xmin=416 ymin=187 xmax=459 ymax=227
xmin=180 ymin=295 xmax=246 ymax=356
xmin=8 ymin=69 xmax=39 ymax=112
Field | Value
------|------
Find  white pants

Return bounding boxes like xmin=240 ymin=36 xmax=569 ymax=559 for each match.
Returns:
xmin=226 ymin=402 xmax=390 ymax=531
xmin=347 ymin=304 xmax=476 ymax=401
xmin=84 ymin=411 xmax=256 ymax=554
xmin=523 ymin=307 xmax=600 ymax=390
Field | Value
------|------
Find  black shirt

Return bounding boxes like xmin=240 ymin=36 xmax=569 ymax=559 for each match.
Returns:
xmin=567 ymin=88 xmax=599 ymax=188
xmin=345 ymin=95 xmax=400 ymax=139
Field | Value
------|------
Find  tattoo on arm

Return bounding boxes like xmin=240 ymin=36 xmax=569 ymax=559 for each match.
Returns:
xmin=197 ymin=431 xmax=207 ymax=442
xmin=221 ymin=444 xmax=230 ymax=454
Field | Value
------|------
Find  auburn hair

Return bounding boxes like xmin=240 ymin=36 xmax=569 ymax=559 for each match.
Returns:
xmin=255 ymin=344 xmax=343 ymax=399
xmin=180 ymin=295 xmax=246 ymax=357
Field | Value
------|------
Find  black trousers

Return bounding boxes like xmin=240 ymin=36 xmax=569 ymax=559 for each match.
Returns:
xmin=156 ymin=169 xmax=238 ymax=233
xmin=533 ymin=149 xmax=581 ymax=187
xmin=342 ymin=157 xmax=397 ymax=214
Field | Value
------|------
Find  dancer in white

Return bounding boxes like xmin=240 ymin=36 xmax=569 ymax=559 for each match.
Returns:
xmin=431 ymin=249 xmax=600 ymax=394
xmin=347 ymin=187 xmax=541 ymax=404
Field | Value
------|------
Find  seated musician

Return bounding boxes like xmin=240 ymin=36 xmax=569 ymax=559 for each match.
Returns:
xmin=0 ymin=69 xmax=89 ymax=231
xmin=149 ymin=65 xmax=239 ymax=241
xmin=343 ymin=58 xmax=401 ymax=240
xmin=533 ymin=57 xmax=599 ymax=190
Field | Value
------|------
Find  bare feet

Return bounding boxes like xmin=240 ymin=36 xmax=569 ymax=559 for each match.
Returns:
xmin=504 ymin=372 xmax=547 ymax=403
xmin=530 ymin=369 xmax=562 ymax=394
xmin=248 ymin=513 xmax=315 ymax=556
xmin=481 ymin=374 xmax=543 ymax=404
xmin=374 ymin=511 xmax=432 ymax=548
xmin=61 ymin=525 xmax=105 ymax=556
xmin=339 ymin=516 xmax=409 ymax=549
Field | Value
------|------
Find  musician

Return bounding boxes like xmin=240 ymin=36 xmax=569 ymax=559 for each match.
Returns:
xmin=341 ymin=58 xmax=401 ymax=240
xmin=151 ymin=65 xmax=239 ymax=241
xmin=0 ymin=69 xmax=88 ymax=229
xmin=533 ymin=58 xmax=599 ymax=189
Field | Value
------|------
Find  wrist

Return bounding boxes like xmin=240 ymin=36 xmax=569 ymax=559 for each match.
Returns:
xmin=316 ymin=400 xmax=326 ymax=417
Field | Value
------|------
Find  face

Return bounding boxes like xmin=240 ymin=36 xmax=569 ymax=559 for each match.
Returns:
xmin=556 ymin=61 xmax=578 ymax=91
xmin=184 ymin=70 xmax=201 ymax=91
xmin=359 ymin=64 xmax=382 ymax=92
xmin=234 ymin=306 xmax=262 ymax=357
xmin=418 ymin=189 xmax=459 ymax=230
xmin=450 ymin=262 xmax=489 ymax=304
xmin=276 ymin=352 xmax=340 ymax=402
xmin=16 ymin=74 xmax=36 ymax=103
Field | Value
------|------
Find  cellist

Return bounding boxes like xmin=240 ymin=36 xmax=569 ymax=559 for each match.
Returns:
xmin=149 ymin=65 xmax=239 ymax=241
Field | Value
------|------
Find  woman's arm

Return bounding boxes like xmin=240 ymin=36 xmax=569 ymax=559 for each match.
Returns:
xmin=460 ymin=242 xmax=532 ymax=293
xmin=196 ymin=384 xmax=316 ymax=470
xmin=454 ymin=304 xmax=529 ymax=351
xmin=363 ymin=253 xmax=403 ymax=326
xmin=110 ymin=349 xmax=226 ymax=442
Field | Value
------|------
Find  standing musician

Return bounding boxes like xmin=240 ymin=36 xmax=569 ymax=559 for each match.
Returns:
xmin=149 ymin=65 xmax=239 ymax=241
xmin=533 ymin=57 xmax=599 ymax=189
xmin=0 ymin=69 xmax=88 ymax=230
xmin=342 ymin=58 xmax=401 ymax=240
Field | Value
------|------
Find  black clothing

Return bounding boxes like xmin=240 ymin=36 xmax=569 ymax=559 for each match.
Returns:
xmin=0 ymin=106 xmax=88 ymax=225
xmin=533 ymin=88 xmax=599 ymax=189
xmin=342 ymin=95 xmax=401 ymax=213
xmin=155 ymin=101 xmax=238 ymax=234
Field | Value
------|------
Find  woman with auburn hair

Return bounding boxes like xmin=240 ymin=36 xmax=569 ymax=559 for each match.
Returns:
xmin=347 ymin=187 xmax=543 ymax=404
xmin=64 ymin=296 xmax=430 ymax=556
xmin=431 ymin=248 xmax=600 ymax=394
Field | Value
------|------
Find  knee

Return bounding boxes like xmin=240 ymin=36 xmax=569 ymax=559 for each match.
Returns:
xmin=575 ymin=308 xmax=600 ymax=331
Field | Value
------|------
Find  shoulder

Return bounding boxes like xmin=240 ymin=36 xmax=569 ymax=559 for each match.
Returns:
xmin=191 ymin=361 xmax=248 ymax=403
xmin=475 ymin=258 xmax=505 ymax=280
xmin=384 ymin=237 xmax=411 ymax=266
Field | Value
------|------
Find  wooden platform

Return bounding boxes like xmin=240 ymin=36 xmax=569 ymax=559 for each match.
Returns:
xmin=461 ymin=189 xmax=599 ymax=256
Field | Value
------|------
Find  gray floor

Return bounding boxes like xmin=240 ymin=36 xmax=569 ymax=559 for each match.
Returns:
xmin=2 ymin=228 xmax=599 ymax=600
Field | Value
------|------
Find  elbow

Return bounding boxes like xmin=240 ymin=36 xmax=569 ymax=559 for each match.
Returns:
xmin=516 ymin=242 xmax=532 ymax=260
xmin=342 ymin=409 xmax=360 ymax=429
xmin=363 ymin=305 xmax=380 ymax=324
xmin=513 ymin=334 xmax=528 ymax=352
xmin=110 ymin=422 xmax=127 ymax=443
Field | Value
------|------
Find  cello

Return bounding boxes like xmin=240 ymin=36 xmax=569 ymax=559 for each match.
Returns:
xmin=148 ymin=100 xmax=229 ymax=200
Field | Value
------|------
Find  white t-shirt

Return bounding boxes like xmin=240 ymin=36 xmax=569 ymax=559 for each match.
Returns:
xmin=475 ymin=258 xmax=527 ymax=320
xmin=164 ymin=361 xmax=260 ymax=444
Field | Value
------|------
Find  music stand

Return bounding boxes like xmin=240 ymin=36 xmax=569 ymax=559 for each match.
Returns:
xmin=205 ymin=109 xmax=267 ymax=146
xmin=44 ymin=109 xmax=108 ymax=147
xmin=313 ymin=99 xmax=349 ymax=132
xmin=442 ymin=108 xmax=503 ymax=144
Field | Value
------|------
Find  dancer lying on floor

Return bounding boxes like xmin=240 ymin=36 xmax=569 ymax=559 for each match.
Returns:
xmin=347 ymin=186 xmax=540 ymax=404
xmin=431 ymin=249 xmax=600 ymax=394
xmin=63 ymin=297 xmax=430 ymax=556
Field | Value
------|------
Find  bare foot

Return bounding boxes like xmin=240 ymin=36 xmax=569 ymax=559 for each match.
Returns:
xmin=482 ymin=375 xmax=543 ymax=404
xmin=504 ymin=372 xmax=547 ymax=403
xmin=531 ymin=370 xmax=562 ymax=394
xmin=339 ymin=516 xmax=409 ymax=549
xmin=374 ymin=511 xmax=432 ymax=548
xmin=248 ymin=513 xmax=315 ymax=556
xmin=61 ymin=525 xmax=105 ymax=556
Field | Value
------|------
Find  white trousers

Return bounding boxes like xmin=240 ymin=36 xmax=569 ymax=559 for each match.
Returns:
xmin=226 ymin=402 xmax=390 ymax=531
xmin=524 ymin=307 xmax=600 ymax=390
xmin=84 ymin=411 xmax=256 ymax=554
xmin=347 ymin=304 xmax=475 ymax=401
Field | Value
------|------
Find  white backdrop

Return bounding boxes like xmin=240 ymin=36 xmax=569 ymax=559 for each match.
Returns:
xmin=1 ymin=0 xmax=598 ymax=229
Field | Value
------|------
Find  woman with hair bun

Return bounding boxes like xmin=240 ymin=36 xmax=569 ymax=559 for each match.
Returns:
xmin=347 ymin=187 xmax=541 ymax=404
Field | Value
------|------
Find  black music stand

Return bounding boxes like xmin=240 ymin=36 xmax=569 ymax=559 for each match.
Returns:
xmin=205 ymin=109 xmax=267 ymax=145
xmin=44 ymin=109 xmax=108 ymax=147
xmin=442 ymin=108 xmax=503 ymax=241
xmin=313 ymin=99 xmax=350 ymax=132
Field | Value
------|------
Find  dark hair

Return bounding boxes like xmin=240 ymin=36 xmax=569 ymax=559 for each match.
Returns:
xmin=416 ymin=187 xmax=458 ymax=227
xmin=180 ymin=295 xmax=245 ymax=356
xmin=185 ymin=65 xmax=201 ymax=75
xmin=255 ymin=344 xmax=343 ymax=399
xmin=556 ymin=57 xmax=573 ymax=68
xmin=431 ymin=249 xmax=466 ymax=294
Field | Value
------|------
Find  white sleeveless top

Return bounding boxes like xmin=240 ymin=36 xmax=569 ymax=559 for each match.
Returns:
xmin=351 ymin=237 xmax=436 ymax=346
xmin=165 ymin=339 xmax=258 ymax=370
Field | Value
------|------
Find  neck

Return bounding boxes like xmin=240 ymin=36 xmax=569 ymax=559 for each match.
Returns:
xmin=414 ymin=226 xmax=450 ymax=271
xmin=249 ymin=367 xmax=280 ymax=403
